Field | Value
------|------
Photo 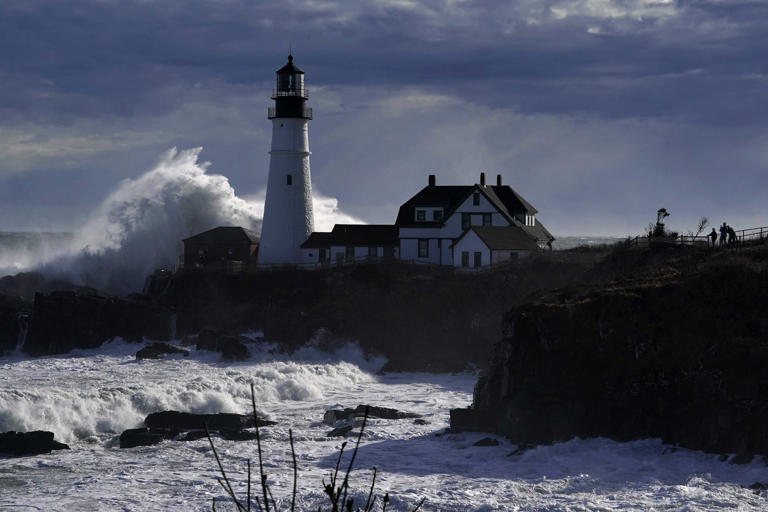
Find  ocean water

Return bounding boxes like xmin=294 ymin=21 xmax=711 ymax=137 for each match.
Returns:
xmin=1 ymin=339 xmax=765 ymax=511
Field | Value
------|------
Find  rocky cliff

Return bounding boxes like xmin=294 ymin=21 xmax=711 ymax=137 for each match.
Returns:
xmin=160 ymin=257 xmax=596 ymax=371
xmin=452 ymin=244 xmax=768 ymax=458
xmin=23 ymin=290 xmax=172 ymax=355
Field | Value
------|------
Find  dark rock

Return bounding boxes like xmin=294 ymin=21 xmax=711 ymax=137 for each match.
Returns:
xmin=136 ymin=342 xmax=190 ymax=360
xmin=473 ymin=437 xmax=500 ymax=446
xmin=179 ymin=429 xmax=259 ymax=442
xmin=323 ymin=405 xmax=421 ymax=425
xmin=414 ymin=419 xmax=429 ymax=425
xmin=507 ymin=443 xmax=534 ymax=457
xmin=748 ymin=482 xmax=768 ymax=492
xmin=0 ymin=294 xmax=31 ymax=354
xmin=119 ymin=427 xmax=180 ymax=449
xmin=220 ymin=429 xmax=259 ymax=441
xmin=356 ymin=404 xmax=421 ymax=420
xmin=327 ymin=426 xmax=354 ymax=437
xmin=23 ymin=290 xmax=172 ymax=355
xmin=144 ymin=411 xmax=275 ymax=431
xmin=449 ymin=408 xmax=495 ymax=433
xmin=454 ymin=251 xmax=768 ymax=456
xmin=0 ymin=431 xmax=69 ymax=456
xmin=729 ymin=453 xmax=754 ymax=465
xmin=179 ymin=430 xmax=209 ymax=442
xmin=196 ymin=330 xmax=249 ymax=360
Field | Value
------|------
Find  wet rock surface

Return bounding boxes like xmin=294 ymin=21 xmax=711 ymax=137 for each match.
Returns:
xmin=323 ymin=405 xmax=421 ymax=425
xmin=453 ymin=245 xmax=768 ymax=457
xmin=23 ymin=290 xmax=172 ymax=355
xmin=144 ymin=411 xmax=275 ymax=431
xmin=135 ymin=342 xmax=189 ymax=360
xmin=0 ymin=431 xmax=70 ymax=456
xmin=195 ymin=329 xmax=250 ymax=360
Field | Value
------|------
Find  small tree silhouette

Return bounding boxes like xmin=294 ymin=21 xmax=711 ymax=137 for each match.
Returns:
xmin=206 ymin=383 xmax=425 ymax=512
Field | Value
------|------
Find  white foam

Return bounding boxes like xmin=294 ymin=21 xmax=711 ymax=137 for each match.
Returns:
xmin=1 ymin=348 xmax=766 ymax=510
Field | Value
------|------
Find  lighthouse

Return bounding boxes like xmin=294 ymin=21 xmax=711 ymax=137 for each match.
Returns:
xmin=258 ymin=54 xmax=315 ymax=264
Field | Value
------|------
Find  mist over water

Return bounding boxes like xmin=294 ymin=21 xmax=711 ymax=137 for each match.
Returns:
xmin=0 ymin=147 xmax=362 ymax=293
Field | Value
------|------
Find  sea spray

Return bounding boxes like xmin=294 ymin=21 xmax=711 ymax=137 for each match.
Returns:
xmin=0 ymin=147 xmax=363 ymax=293
xmin=41 ymin=147 xmax=262 ymax=293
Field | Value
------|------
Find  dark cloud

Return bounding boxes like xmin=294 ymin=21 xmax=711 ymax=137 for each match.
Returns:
xmin=0 ymin=0 xmax=766 ymax=235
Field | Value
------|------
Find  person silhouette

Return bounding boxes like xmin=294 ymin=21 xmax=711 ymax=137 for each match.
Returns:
xmin=719 ymin=223 xmax=728 ymax=248
xmin=727 ymin=225 xmax=737 ymax=248
xmin=709 ymin=228 xmax=718 ymax=248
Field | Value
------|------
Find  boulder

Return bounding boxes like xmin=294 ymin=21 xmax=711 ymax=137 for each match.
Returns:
xmin=144 ymin=411 xmax=275 ymax=431
xmin=473 ymin=437 xmax=500 ymax=447
xmin=196 ymin=330 xmax=249 ymax=360
xmin=327 ymin=426 xmax=354 ymax=437
xmin=23 ymin=290 xmax=172 ymax=355
xmin=179 ymin=429 xmax=260 ymax=442
xmin=119 ymin=427 xmax=180 ymax=449
xmin=323 ymin=405 xmax=421 ymax=425
xmin=0 ymin=431 xmax=69 ymax=456
xmin=136 ymin=342 xmax=190 ymax=360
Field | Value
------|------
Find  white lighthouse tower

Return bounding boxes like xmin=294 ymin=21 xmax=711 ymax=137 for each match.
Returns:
xmin=258 ymin=54 xmax=315 ymax=264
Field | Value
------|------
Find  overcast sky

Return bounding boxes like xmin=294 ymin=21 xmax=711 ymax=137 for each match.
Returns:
xmin=1 ymin=0 xmax=766 ymax=236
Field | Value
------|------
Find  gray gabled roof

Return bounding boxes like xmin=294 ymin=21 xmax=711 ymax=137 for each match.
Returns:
xmin=300 ymin=232 xmax=334 ymax=248
xmin=182 ymin=226 xmax=259 ymax=244
xmin=395 ymin=183 xmax=538 ymax=227
xmin=455 ymin=226 xmax=540 ymax=251
xmin=301 ymin=225 xmax=399 ymax=248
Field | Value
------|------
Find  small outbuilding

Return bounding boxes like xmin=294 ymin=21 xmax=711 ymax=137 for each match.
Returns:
xmin=452 ymin=225 xmax=539 ymax=268
xmin=182 ymin=226 xmax=259 ymax=269
xmin=301 ymin=224 xmax=399 ymax=265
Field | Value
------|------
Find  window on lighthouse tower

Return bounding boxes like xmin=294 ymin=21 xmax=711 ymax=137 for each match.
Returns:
xmin=287 ymin=174 xmax=293 ymax=185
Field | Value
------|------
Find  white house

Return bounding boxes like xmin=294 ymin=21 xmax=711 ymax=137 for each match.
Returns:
xmin=395 ymin=173 xmax=553 ymax=265
xmin=452 ymin=226 xmax=539 ymax=268
xmin=301 ymin=172 xmax=554 ymax=267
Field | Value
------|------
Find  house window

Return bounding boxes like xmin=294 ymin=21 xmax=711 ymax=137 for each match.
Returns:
xmin=287 ymin=174 xmax=293 ymax=185
xmin=473 ymin=193 xmax=480 ymax=206
xmin=345 ymin=246 xmax=354 ymax=261
xmin=416 ymin=210 xmax=426 ymax=221
xmin=474 ymin=252 xmax=482 ymax=268
xmin=433 ymin=210 xmax=443 ymax=221
xmin=461 ymin=251 xmax=469 ymax=267
xmin=483 ymin=214 xmax=492 ymax=226
xmin=462 ymin=213 xmax=471 ymax=230
xmin=418 ymin=239 xmax=429 ymax=258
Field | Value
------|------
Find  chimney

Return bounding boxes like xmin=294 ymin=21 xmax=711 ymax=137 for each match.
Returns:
xmin=428 ymin=174 xmax=436 ymax=187
xmin=480 ymin=172 xmax=486 ymax=187
xmin=496 ymin=174 xmax=502 ymax=186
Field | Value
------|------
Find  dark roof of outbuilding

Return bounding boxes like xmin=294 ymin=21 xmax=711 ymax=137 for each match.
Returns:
xmin=276 ymin=54 xmax=304 ymax=74
xmin=300 ymin=225 xmax=399 ymax=248
xmin=331 ymin=224 xmax=399 ymax=245
xmin=182 ymin=226 xmax=259 ymax=244
xmin=457 ymin=226 xmax=540 ymax=251
xmin=300 ymin=232 xmax=334 ymax=248
xmin=395 ymin=184 xmax=538 ymax=226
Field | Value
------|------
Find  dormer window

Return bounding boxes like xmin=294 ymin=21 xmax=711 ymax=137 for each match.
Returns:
xmin=433 ymin=210 xmax=443 ymax=221
xmin=416 ymin=210 xmax=426 ymax=221
xmin=473 ymin=193 xmax=480 ymax=206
